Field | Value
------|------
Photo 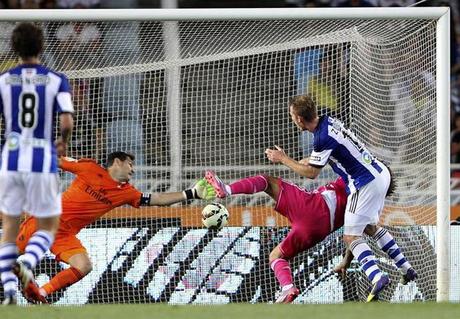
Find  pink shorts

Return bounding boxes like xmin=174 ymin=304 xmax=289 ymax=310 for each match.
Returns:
xmin=274 ymin=179 xmax=333 ymax=259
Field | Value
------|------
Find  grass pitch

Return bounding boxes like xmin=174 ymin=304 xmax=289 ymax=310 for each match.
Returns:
xmin=1 ymin=302 xmax=459 ymax=319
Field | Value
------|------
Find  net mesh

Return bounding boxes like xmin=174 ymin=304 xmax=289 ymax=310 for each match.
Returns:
xmin=0 ymin=16 xmax=441 ymax=304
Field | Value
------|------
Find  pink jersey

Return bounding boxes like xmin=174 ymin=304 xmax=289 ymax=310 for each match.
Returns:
xmin=274 ymin=177 xmax=347 ymax=259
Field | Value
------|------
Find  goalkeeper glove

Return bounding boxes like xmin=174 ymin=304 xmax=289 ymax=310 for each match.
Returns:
xmin=183 ymin=179 xmax=216 ymax=200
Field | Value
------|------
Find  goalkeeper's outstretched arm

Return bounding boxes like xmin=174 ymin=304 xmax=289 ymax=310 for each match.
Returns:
xmin=144 ymin=179 xmax=216 ymax=206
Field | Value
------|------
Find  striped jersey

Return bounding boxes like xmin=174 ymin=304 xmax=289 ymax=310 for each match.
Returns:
xmin=0 ymin=63 xmax=74 ymax=173
xmin=308 ymin=116 xmax=384 ymax=194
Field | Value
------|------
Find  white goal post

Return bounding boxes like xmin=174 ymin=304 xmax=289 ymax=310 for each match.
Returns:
xmin=0 ymin=7 xmax=450 ymax=303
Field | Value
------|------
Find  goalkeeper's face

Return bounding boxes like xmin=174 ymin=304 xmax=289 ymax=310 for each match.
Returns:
xmin=114 ymin=158 xmax=135 ymax=182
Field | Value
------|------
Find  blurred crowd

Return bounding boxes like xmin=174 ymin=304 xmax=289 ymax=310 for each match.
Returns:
xmin=0 ymin=0 xmax=97 ymax=9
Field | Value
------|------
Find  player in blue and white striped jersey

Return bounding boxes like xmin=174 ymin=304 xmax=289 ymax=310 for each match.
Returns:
xmin=265 ymin=95 xmax=417 ymax=302
xmin=0 ymin=23 xmax=74 ymax=305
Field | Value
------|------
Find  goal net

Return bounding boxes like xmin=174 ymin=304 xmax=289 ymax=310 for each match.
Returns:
xmin=0 ymin=8 xmax=451 ymax=304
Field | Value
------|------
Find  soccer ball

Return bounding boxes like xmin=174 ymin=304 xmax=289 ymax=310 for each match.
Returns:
xmin=201 ymin=203 xmax=229 ymax=230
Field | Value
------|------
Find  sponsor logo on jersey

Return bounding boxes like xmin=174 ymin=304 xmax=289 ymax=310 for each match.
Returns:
xmin=310 ymin=155 xmax=322 ymax=162
xmin=6 ymin=132 xmax=19 ymax=150
xmin=84 ymin=185 xmax=113 ymax=205
xmin=362 ymin=151 xmax=372 ymax=164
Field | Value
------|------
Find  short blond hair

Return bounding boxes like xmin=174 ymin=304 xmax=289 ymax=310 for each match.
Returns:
xmin=288 ymin=95 xmax=317 ymax=122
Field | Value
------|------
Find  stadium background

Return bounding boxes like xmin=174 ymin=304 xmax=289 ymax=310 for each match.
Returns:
xmin=0 ymin=0 xmax=459 ymax=308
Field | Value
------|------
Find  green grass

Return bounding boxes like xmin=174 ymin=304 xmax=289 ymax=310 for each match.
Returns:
xmin=1 ymin=303 xmax=460 ymax=319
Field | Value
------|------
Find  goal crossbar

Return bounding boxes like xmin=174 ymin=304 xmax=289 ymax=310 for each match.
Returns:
xmin=0 ymin=8 xmax=450 ymax=21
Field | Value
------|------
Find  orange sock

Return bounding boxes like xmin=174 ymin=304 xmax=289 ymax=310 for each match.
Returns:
xmin=41 ymin=267 xmax=84 ymax=296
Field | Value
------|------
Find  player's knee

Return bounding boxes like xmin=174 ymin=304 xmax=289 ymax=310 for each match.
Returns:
xmin=1 ymin=230 xmax=18 ymax=244
xmin=269 ymin=246 xmax=284 ymax=263
xmin=343 ymin=234 xmax=359 ymax=246
xmin=268 ymin=251 xmax=278 ymax=263
xmin=72 ymin=257 xmax=93 ymax=275
xmin=364 ymin=224 xmax=378 ymax=236
xmin=37 ymin=216 xmax=60 ymax=234
xmin=1 ymin=216 xmax=21 ymax=243
xmin=77 ymin=260 xmax=93 ymax=276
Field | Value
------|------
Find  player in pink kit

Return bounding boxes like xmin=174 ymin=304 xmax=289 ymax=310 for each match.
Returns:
xmin=205 ymin=171 xmax=347 ymax=303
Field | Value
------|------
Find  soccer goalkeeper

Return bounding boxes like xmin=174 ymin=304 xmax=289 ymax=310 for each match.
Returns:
xmin=15 ymin=151 xmax=215 ymax=304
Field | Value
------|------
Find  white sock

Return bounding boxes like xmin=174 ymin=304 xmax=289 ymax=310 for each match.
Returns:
xmin=0 ymin=243 xmax=18 ymax=298
xmin=373 ymin=227 xmax=411 ymax=273
xmin=282 ymin=284 xmax=293 ymax=291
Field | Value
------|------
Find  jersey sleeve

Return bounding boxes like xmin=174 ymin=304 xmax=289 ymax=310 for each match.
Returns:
xmin=125 ymin=186 xmax=143 ymax=208
xmin=59 ymin=157 xmax=97 ymax=174
xmin=309 ymin=130 xmax=337 ymax=168
xmin=55 ymin=74 xmax=74 ymax=114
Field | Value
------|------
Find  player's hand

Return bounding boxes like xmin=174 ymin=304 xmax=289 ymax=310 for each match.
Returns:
xmin=192 ymin=179 xmax=216 ymax=200
xmin=265 ymin=145 xmax=287 ymax=164
xmin=333 ymin=260 xmax=350 ymax=280
xmin=55 ymin=138 xmax=67 ymax=157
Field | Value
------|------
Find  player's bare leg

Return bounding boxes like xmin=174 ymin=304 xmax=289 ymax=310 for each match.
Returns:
xmin=269 ymin=245 xmax=299 ymax=303
xmin=40 ymin=252 xmax=89 ymax=298
xmin=364 ymin=225 xmax=417 ymax=285
xmin=0 ymin=214 xmax=20 ymax=305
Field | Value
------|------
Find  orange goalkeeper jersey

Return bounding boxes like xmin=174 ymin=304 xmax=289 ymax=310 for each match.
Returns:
xmin=57 ymin=157 xmax=142 ymax=234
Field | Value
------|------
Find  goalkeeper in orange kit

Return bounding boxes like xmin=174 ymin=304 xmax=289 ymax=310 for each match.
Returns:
xmin=16 ymin=151 xmax=215 ymax=303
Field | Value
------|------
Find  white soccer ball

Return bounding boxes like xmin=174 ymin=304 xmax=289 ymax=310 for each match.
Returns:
xmin=201 ymin=203 xmax=229 ymax=230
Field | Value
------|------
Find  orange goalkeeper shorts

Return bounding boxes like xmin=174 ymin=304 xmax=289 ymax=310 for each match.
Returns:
xmin=16 ymin=217 xmax=87 ymax=264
